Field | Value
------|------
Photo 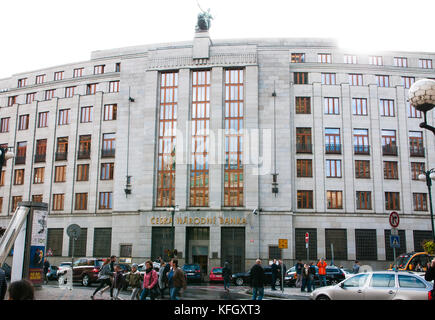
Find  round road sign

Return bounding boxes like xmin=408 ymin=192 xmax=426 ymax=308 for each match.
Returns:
xmin=389 ymin=211 xmax=400 ymax=228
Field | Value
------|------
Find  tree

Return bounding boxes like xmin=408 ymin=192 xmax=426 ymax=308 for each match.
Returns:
xmin=423 ymin=240 xmax=435 ymax=254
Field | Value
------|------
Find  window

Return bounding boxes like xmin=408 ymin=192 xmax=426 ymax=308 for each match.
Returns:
xmin=16 ymin=142 xmax=27 ymax=165
xmin=268 ymin=245 xmax=282 ymax=260
xmin=35 ymin=139 xmax=47 ymax=162
xmin=380 ymin=99 xmax=395 ymax=117
xmin=0 ymin=171 xmax=4 ymax=186
xmin=78 ymin=135 xmax=91 ymax=159
xmin=409 ymin=131 xmax=424 ymax=157
xmin=398 ymin=275 xmax=426 ymax=288
xmin=321 ymin=73 xmax=336 ymax=85
xmin=411 ymin=162 xmax=425 ymax=180
xmin=355 ymin=160 xmax=370 ymax=179
xmin=327 ymin=190 xmax=343 ymax=209
xmin=413 ymin=193 xmax=428 ymax=211
xmin=75 ymin=193 xmax=88 ymax=210
xmin=394 ymin=57 xmax=408 ymax=67
xmin=54 ymin=166 xmax=66 ymax=182
xmin=294 ymin=72 xmax=308 ymax=84
xmin=18 ymin=114 xmax=29 ymax=130
xmin=14 ymin=169 xmax=25 ymax=185
xmin=355 ymin=229 xmax=377 ymax=260
xmin=369 ymin=56 xmax=383 ymax=66
xmin=352 ymin=98 xmax=367 ymax=116
xmin=0 ymin=118 xmax=10 ymax=133
xmin=45 ymin=89 xmax=55 ymax=100
xmin=86 ymin=83 xmax=97 ymax=95
xmin=26 ymin=92 xmax=36 ymax=104
xmin=370 ymin=274 xmax=395 ymax=287
xmin=109 ymin=81 xmax=119 ymax=93
xmin=94 ymin=65 xmax=105 ymax=74
xmin=73 ymin=68 xmax=84 ymax=78
xmin=58 ymin=109 xmax=70 ymax=125
xmin=54 ymin=71 xmax=64 ymax=81
xmin=80 ymin=106 xmax=93 ymax=123
xmin=93 ymin=228 xmax=112 ymax=257
xmin=115 ymin=63 xmax=121 ymax=72
xmin=100 ymin=163 xmax=114 ymax=180
xmin=325 ymin=128 xmax=341 ymax=154
xmin=190 ymin=70 xmax=210 ymax=207
xmin=402 ymin=76 xmax=415 ymax=89
xmin=224 ymin=69 xmax=244 ymax=207
xmin=38 ymin=112 xmax=49 ymax=128
xmin=33 ymin=167 xmax=44 ymax=184
xmin=353 ymin=129 xmax=370 ymax=154
xmin=12 ymin=196 xmax=22 ymax=212
xmin=76 ymin=164 xmax=89 ymax=181
xmin=318 ymin=53 xmax=332 ymax=63
xmin=297 ymin=190 xmax=313 ymax=209
xmin=35 ymin=74 xmax=45 ymax=84
xmin=102 ymin=133 xmax=115 ymax=158
xmin=407 ymin=101 xmax=422 ymax=118
xmin=297 ymin=159 xmax=312 ymax=177
xmin=381 ymin=130 xmax=397 ymax=156
xmin=296 ymin=128 xmax=312 ymax=153
xmin=384 ymin=161 xmax=399 ymax=179
xmin=55 ymin=137 xmax=68 ymax=161
xmin=344 ymin=55 xmax=358 ymax=64
xmin=419 ymin=59 xmax=432 ymax=69
xmin=376 ymin=75 xmax=390 ymax=87
xmin=65 ymin=86 xmax=76 ymax=98
xmin=291 ymin=53 xmax=305 ymax=63
xmin=103 ymin=104 xmax=117 ymax=121
xmin=385 ymin=192 xmax=400 ymax=210
xmin=17 ymin=78 xmax=27 ymax=88
xmin=47 ymin=228 xmax=63 ymax=256
xmin=33 ymin=195 xmax=44 ymax=203
xmin=324 ymin=97 xmax=339 ymax=114
xmin=120 ymin=244 xmax=132 ymax=258
xmin=295 ymin=228 xmax=317 ymax=260
xmin=325 ymin=229 xmax=348 ymax=260
xmin=7 ymin=96 xmax=17 ymax=106
xmin=356 ymin=191 xmax=372 ymax=210
xmin=295 ymin=97 xmax=310 ymax=114
xmin=326 ymin=159 xmax=342 ymax=178
xmin=349 ymin=74 xmax=363 ymax=86
xmin=99 ymin=192 xmax=113 ymax=209
xmin=52 ymin=194 xmax=64 ymax=211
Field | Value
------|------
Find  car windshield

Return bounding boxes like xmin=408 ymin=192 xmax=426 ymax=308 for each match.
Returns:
xmin=395 ymin=254 xmax=412 ymax=269
xmin=96 ymin=260 xmax=104 ymax=267
xmin=183 ymin=265 xmax=199 ymax=271
xmin=213 ymin=268 xmax=222 ymax=274
xmin=60 ymin=263 xmax=71 ymax=267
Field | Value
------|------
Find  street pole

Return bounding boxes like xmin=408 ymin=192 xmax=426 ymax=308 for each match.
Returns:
xmin=331 ymin=243 xmax=334 ymax=266
xmin=420 ymin=169 xmax=435 ymax=242
xmin=171 ymin=207 xmax=175 ymax=258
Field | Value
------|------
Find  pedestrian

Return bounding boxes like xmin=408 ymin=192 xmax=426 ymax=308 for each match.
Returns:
xmin=222 ymin=261 xmax=232 ymax=292
xmin=424 ymin=258 xmax=435 ymax=301
xmin=7 ymin=279 xmax=34 ymax=300
xmin=353 ymin=260 xmax=360 ymax=274
xmin=278 ymin=260 xmax=287 ymax=290
xmin=112 ymin=264 xmax=124 ymax=300
xmin=300 ymin=264 xmax=311 ymax=292
xmin=295 ymin=259 xmax=303 ymax=288
xmin=309 ymin=262 xmax=316 ymax=292
xmin=43 ymin=258 xmax=50 ymax=284
xmin=98 ymin=255 xmax=117 ymax=296
xmin=270 ymin=259 xmax=278 ymax=291
xmin=140 ymin=260 xmax=159 ymax=300
xmin=167 ymin=258 xmax=187 ymax=300
xmin=250 ymin=259 xmax=265 ymax=300
xmin=158 ymin=261 xmax=168 ymax=299
xmin=0 ymin=267 xmax=7 ymax=300
xmin=317 ymin=258 xmax=327 ymax=287
xmin=126 ymin=263 xmax=142 ymax=300
xmin=91 ymin=258 xmax=113 ymax=299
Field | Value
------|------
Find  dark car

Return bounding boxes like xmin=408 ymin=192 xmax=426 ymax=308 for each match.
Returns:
xmin=1 ymin=263 xmax=11 ymax=280
xmin=285 ymin=266 xmax=345 ymax=287
xmin=46 ymin=265 xmax=59 ymax=281
xmin=182 ymin=264 xmax=203 ymax=283
xmin=58 ymin=258 xmax=105 ymax=286
xmin=232 ymin=266 xmax=282 ymax=286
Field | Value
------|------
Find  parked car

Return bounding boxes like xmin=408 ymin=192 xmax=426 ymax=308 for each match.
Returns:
xmin=0 ymin=263 xmax=11 ymax=280
xmin=46 ymin=265 xmax=59 ymax=281
xmin=209 ymin=267 xmax=223 ymax=282
xmin=284 ymin=266 xmax=345 ymax=287
xmin=58 ymin=258 xmax=104 ymax=286
xmin=182 ymin=264 xmax=203 ymax=283
xmin=310 ymin=271 xmax=433 ymax=300
xmin=340 ymin=268 xmax=354 ymax=278
xmin=388 ymin=252 xmax=434 ymax=272
xmin=232 ymin=266 xmax=282 ymax=286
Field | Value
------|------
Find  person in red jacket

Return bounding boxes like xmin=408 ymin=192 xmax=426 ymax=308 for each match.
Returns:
xmin=317 ymin=258 xmax=327 ymax=287
xmin=140 ymin=260 xmax=159 ymax=300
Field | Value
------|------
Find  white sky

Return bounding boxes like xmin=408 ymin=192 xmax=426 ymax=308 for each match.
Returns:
xmin=1 ymin=0 xmax=434 ymax=79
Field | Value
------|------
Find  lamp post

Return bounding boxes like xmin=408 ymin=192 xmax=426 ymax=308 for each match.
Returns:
xmin=409 ymin=79 xmax=435 ymax=242
xmin=418 ymin=170 xmax=435 ymax=241
xmin=0 ymin=147 xmax=14 ymax=171
xmin=166 ymin=205 xmax=179 ymax=258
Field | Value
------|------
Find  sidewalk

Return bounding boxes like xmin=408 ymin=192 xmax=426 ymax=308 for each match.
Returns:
xmin=246 ymin=286 xmax=311 ymax=299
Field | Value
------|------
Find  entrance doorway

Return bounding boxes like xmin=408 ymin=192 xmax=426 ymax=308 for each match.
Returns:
xmin=186 ymin=227 xmax=209 ymax=275
xmin=221 ymin=227 xmax=245 ymax=273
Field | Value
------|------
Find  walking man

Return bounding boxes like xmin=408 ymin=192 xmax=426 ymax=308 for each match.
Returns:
xmin=317 ymin=258 xmax=327 ymax=287
xmin=295 ymin=259 xmax=303 ymax=288
xmin=43 ymin=258 xmax=50 ymax=284
xmin=250 ymin=259 xmax=265 ymax=300
xmin=222 ymin=261 xmax=232 ymax=292
xmin=271 ymin=259 xmax=278 ymax=291
xmin=167 ymin=258 xmax=186 ymax=300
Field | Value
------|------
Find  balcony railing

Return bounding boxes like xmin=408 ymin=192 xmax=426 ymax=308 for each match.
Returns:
xmin=382 ymin=144 xmax=398 ymax=156
xmin=354 ymin=145 xmax=370 ymax=155
xmin=15 ymin=156 xmax=26 ymax=165
xmin=77 ymin=150 xmax=91 ymax=159
xmin=101 ymin=148 xmax=115 ymax=158
xmin=325 ymin=144 xmax=342 ymax=154
xmin=296 ymin=143 xmax=312 ymax=154
xmin=55 ymin=152 xmax=68 ymax=161
xmin=34 ymin=153 xmax=46 ymax=163
xmin=410 ymin=146 xmax=425 ymax=157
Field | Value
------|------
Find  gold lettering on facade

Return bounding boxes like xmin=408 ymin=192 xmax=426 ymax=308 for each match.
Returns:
xmin=151 ymin=215 xmax=247 ymax=225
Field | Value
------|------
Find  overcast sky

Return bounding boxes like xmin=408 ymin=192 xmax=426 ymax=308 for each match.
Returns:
xmin=1 ymin=0 xmax=434 ymax=79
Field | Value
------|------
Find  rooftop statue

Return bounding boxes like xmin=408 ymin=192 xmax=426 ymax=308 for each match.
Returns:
xmin=196 ymin=7 xmax=213 ymax=32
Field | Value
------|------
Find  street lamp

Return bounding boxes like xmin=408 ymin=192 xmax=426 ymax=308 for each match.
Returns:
xmin=166 ymin=205 xmax=179 ymax=258
xmin=0 ymin=147 xmax=14 ymax=171
xmin=418 ymin=170 xmax=435 ymax=241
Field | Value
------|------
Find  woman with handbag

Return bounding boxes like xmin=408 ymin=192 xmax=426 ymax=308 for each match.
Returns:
xmin=140 ymin=260 xmax=159 ymax=300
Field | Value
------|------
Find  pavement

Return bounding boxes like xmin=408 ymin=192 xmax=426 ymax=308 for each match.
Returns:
xmin=262 ymin=287 xmax=311 ymax=299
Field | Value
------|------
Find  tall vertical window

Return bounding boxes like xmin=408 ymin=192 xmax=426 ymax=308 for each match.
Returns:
xmin=12 ymin=196 xmax=23 ymax=212
xmin=344 ymin=55 xmax=358 ymax=64
xmin=296 ymin=128 xmax=312 ymax=153
xmin=407 ymin=101 xmax=422 ymax=118
xmin=291 ymin=53 xmax=305 ymax=63
xmin=7 ymin=96 xmax=17 ymax=106
xmin=318 ymin=53 xmax=332 ymax=63
xmin=99 ymin=192 xmax=112 ymax=209
xmin=325 ymin=128 xmax=341 ymax=154
xmin=352 ymin=98 xmax=368 ymax=115
xmin=35 ymin=139 xmax=47 ymax=162
xmin=381 ymin=129 xmax=397 ymax=156
xmin=327 ymin=191 xmax=343 ymax=209
xmin=54 ymin=71 xmax=64 ymax=81
xmin=380 ymin=99 xmax=395 ymax=117
xmin=369 ymin=56 xmax=383 ymax=65
xmin=115 ymin=63 xmax=121 ymax=72
xmin=413 ymin=193 xmax=428 ymax=211
xmin=297 ymin=159 xmax=312 ymax=177
xmin=94 ymin=65 xmax=105 ymax=74
xmin=385 ymin=192 xmax=400 ymax=210
xmin=18 ymin=114 xmax=29 ymax=131
xmin=100 ymin=163 xmax=114 ymax=180
xmin=33 ymin=167 xmax=45 ymax=184
xmin=109 ymin=81 xmax=120 ymax=93
xmin=17 ymin=78 xmax=27 ymax=88
xmin=394 ymin=57 xmax=408 ymax=67
xmin=411 ymin=162 xmax=425 ymax=180
xmin=376 ymin=75 xmax=390 ymax=87
xmin=355 ymin=160 xmax=370 ymax=179
xmin=73 ymin=68 xmax=84 ymax=78
xmin=356 ymin=191 xmax=372 ymax=210
xmin=26 ymin=92 xmax=36 ymax=104
xmin=354 ymin=129 xmax=369 ymax=154
xmin=324 ymin=97 xmax=339 ymax=114
xmin=402 ymin=76 xmax=415 ymax=89
xmin=76 ymin=164 xmax=89 ymax=181
xmin=419 ymin=59 xmax=432 ymax=69
xmin=35 ymin=74 xmax=45 ymax=84
xmin=294 ymin=72 xmax=308 ymax=84
xmin=38 ymin=112 xmax=49 ymax=128
xmin=326 ymin=159 xmax=342 ymax=178
xmin=86 ymin=83 xmax=97 ymax=95
xmin=102 ymin=133 xmax=115 ymax=158
xmin=58 ymin=109 xmax=70 ymax=125
xmin=52 ymin=194 xmax=64 ymax=211
xmin=78 ymin=135 xmax=91 ymax=159
xmin=297 ymin=190 xmax=313 ymax=209
xmin=409 ymin=131 xmax=424 ymax=157
xmin=45 ymin=89 xmax=55 ymax=100
xmin=54 ymin=166 xmax=66 ymax=182
xmin=65 ymin=86 xmax=76 ymax=98
xmin=156 ymin=72 xmax=178 ymax=207
xmin=384 ymin=161 xmax=399 ymax=179
xmin=55 ymin=137 xmax=68 ymax=161
xmin=190 ymin=70 xmax=210 ymax=207
xmin=0 ymin=118 xmax=10 ymax=133
xmin=16 ymin=142 xmax=27 ymax=165
xmin=295 ymin=97 xmax=311 ymax=114
xmin=14 ymin=169 xmax=25 ymax=185
xmin=224 ymin=69 xmax=244 ymax=207
xmin=321 ymin=73 xmax=336 ymax=85
xmin=75 ymin=193 xmax=88 ymax=210
xmin=349 ymin=73 xmax=363 ymax=86
xmin=103 ymin=104 xmax=117 ymax=121
xmin=80 ymin=106 xmax=93 ymax=123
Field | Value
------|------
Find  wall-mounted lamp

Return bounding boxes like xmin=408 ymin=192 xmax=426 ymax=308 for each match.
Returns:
xmin=124 ymin=175 xmax=132 ymax=196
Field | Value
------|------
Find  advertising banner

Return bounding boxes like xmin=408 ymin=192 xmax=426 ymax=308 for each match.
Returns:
xmin=28 ymin=209 xmax=48 ymax=285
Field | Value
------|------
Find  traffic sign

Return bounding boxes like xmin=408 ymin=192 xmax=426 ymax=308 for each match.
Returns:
xmin=390 ymin=235 xmax=400 ymax=248
xmin=391 ymin=228 xmax=399 ymax=236
xmin=305 ymin=232 xmax=309 ymax=243
xmin=278 ymin=239 xmax=288 ymax=249
xmin=389 ymin=211 xmax=400 ymax=228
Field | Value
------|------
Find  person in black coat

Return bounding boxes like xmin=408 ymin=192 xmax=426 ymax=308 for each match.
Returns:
xmin=270 ymin=259 xmax=278 ymax=291
xmin=425 ymin=258 xmax=435 ymax=301
xmin=0 ymin=268 xmax=7 ymax=300
xmin=250 ymin=259 xmax=265 ymax=300
xmin=278 ymin=260 xmax=287 ymax=290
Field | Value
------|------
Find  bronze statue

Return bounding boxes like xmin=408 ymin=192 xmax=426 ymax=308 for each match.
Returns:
xmin=196 ymin=4 xmax=213 ymax=32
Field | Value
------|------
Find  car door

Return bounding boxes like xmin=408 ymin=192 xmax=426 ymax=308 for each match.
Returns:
xmin=333 ymin=274 xmax=370 ymax=300
xmin=396 ymin=274 xmax=431 ymax=300
xmin=364 ymin=273 xmax=397 ymax=300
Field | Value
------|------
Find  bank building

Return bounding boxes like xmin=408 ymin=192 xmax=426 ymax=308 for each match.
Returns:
xmin=0 ymin=14 xmax=434 ymax=274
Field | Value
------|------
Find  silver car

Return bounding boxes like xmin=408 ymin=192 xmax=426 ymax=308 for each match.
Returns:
xmin=310 ymin=271 xmax=433 ymax=300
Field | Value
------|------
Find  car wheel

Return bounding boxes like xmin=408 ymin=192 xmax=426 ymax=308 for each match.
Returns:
xmin=82 ymin=274 xmax=90 ymax=287
xmin=316 ymin=295 xmax=331 ymax=300
xmin=236 ymin=278 xmax=244 ymax=286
